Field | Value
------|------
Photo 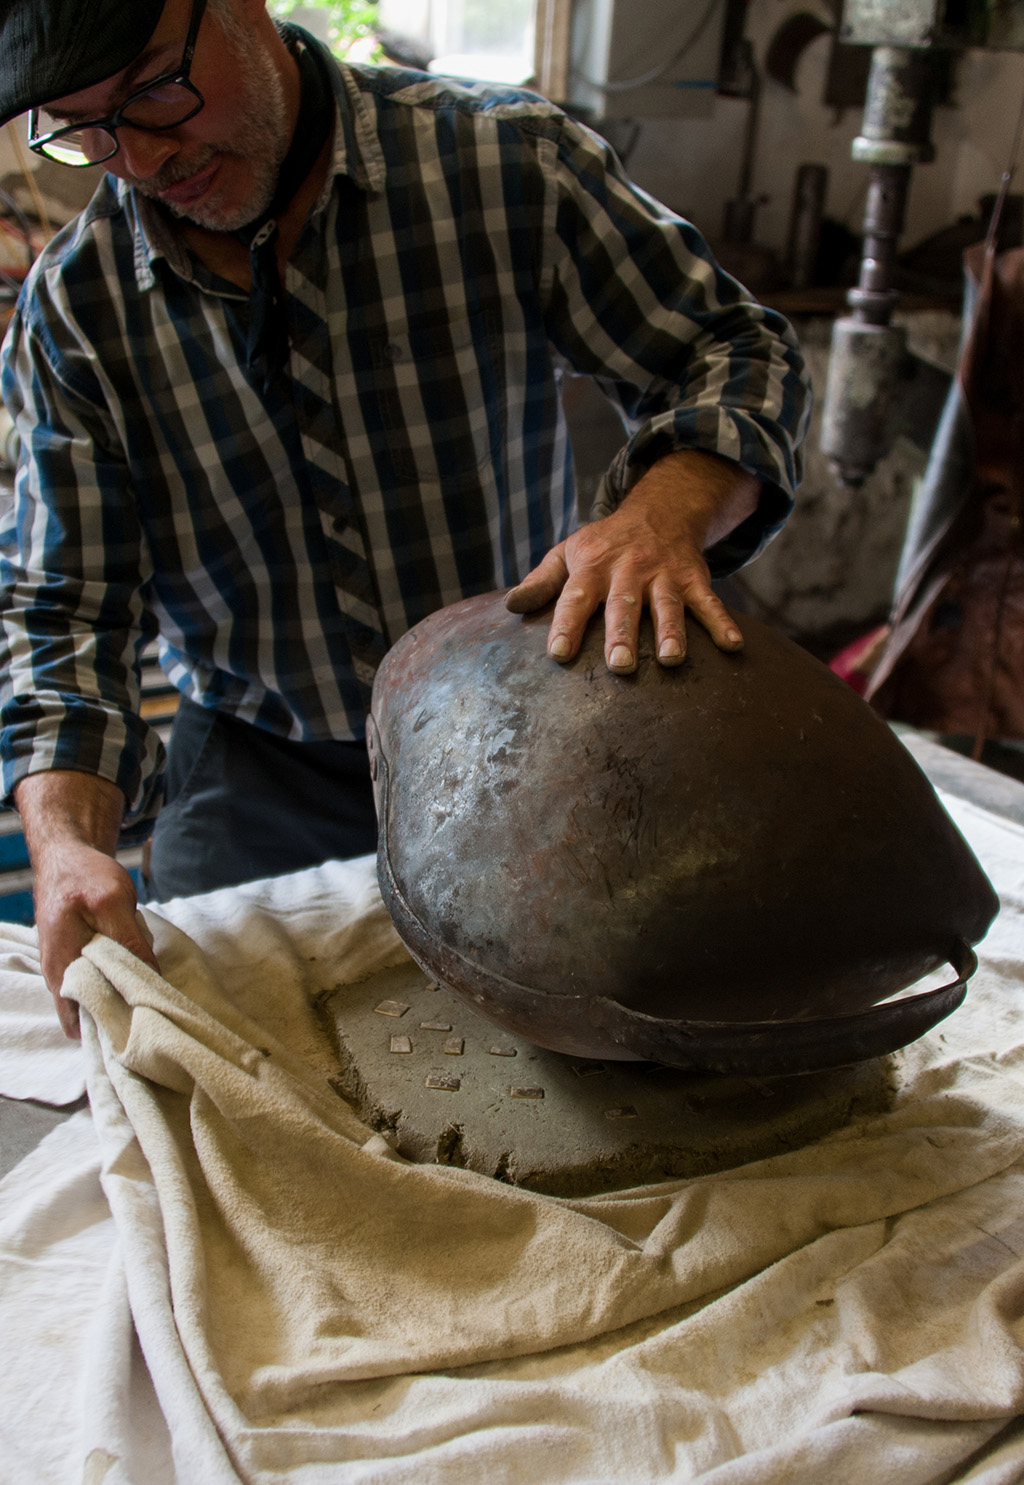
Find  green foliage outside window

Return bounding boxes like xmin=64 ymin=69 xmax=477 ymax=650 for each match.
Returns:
xmin=270 ymin=0 xmax=382 ymax=61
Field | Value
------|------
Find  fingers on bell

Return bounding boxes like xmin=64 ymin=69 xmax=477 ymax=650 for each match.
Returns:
xmin=693 ymin=591 xmax=743 ymax=648
xmin=650 ymin=582 xmax=686 ymax=664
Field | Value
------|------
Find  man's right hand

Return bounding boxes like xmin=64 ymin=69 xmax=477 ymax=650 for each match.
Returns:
xmin=13 ymin=772 xmax=160 ymax=1038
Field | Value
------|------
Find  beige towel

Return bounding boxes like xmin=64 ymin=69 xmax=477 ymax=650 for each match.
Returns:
xmin=48 ymin=796 xmax=1024 ymax=1483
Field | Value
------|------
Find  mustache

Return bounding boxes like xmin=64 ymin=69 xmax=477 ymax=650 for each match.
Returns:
xmin=132 ymin=146 xmax=218 ymax=195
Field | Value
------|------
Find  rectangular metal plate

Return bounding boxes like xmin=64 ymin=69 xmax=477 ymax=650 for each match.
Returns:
xmin=573 ymin=1061 xmax=608 ymax=1078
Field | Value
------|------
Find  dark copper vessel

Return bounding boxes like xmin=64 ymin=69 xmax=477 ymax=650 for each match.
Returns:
xmin=367 ymin=592 xmax=999 ymax=1075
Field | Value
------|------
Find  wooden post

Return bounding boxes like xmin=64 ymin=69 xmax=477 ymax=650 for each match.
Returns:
xmin=533 ymin=0 xmax=573 ymax=102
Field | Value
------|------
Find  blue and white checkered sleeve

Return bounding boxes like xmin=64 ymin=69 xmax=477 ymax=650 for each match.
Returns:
xmin=0 ymin=301 xmax=164 ymax=822
xmin=537 ymin=115 xmax=812 ymax=566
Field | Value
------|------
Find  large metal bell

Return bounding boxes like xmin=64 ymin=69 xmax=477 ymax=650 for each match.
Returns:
xmin=367 ymin=591 xmax=999 ymax=1076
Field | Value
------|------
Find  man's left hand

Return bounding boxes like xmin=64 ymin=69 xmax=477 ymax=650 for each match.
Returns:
xmin=504 ymin=448 xmax=762 ymax=673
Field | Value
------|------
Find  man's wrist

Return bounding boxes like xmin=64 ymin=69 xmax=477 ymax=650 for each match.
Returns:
xmin=14 ymin=769 xmax=127 ymax=862
xmin=621 ymin=449 xmax=762 ymax=553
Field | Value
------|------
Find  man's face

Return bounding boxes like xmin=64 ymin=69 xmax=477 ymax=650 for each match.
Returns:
xmin=43 ymin=0 xmax=290 ymax=231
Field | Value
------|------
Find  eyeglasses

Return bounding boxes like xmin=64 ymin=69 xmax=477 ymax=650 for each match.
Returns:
xmin=28 ymin=0 xmax=209 ymax=167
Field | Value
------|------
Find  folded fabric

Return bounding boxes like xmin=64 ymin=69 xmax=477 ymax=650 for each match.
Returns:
xmin=0 ymin=919 xmax=86 ymax=1104
xmin=4 ymin=809 xmax=1024 ymax=1483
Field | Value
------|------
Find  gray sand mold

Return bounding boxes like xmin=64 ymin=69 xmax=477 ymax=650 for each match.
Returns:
xmin=325 ymin=961 xmax=897 ymax=1197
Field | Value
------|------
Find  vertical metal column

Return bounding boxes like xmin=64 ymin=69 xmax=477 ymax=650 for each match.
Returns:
xmin=820 ymin=45 xmax=938 ymax=485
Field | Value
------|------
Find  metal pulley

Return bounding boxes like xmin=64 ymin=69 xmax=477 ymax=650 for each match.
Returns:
xmin=368 ymin=591 xmax=998 ymax=1077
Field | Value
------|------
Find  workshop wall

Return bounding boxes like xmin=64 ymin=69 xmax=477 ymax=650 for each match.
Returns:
xmin=622 ymin=3 xmax=1024 ymax=280
xmin=609 ymin=3 xmax=1024 ymax=654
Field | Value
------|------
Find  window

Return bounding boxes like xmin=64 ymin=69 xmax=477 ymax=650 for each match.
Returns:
xmin=377 ymin=0 xmax=538 ymax=84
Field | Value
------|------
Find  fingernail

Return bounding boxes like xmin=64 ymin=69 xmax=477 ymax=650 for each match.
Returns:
xmin=659 ymin=639 xmax=682 ymax=661
xmin=550 ymin=634 xmax=571 ymax=660
xmin=609 ymin=645 xmax=634 ymax=670
xmin=725 ymin=629 xmax=742 ymax=645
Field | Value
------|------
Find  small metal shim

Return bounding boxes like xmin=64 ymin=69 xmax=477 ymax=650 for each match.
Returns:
xmin=509 ymin=1086 xmax=544 ymax=1100
xmin=443 ymin=1037 xmax=465 ymax=1055
xmin=425 ymin=1073 xmax=461 ymax=1091
xmin=374 ymin=1000 xmax=410 ymax=1018
xmin=605 ymin=1106 xmax=639 ymax=1120
xmin=420 ymin=1021 xmax=452 ymax=1032
xmin=488 ymin=1045 xmax=517 ymax=1057
xmin=389 ymin=1035 xmax=413 ymax=1054
xmin=572 ymin=1061 xmax=608 ymax=1077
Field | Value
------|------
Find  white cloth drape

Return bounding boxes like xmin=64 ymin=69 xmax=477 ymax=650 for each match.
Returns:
xmin=2 ymin=797 xmax=1024 ymax=1483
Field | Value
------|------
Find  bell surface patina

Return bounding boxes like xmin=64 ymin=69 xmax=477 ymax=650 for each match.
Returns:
xmin=367 ymin=591 xmax=999 ymax=1076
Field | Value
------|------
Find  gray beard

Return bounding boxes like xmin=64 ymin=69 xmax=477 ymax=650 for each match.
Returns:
xmin=146 ymin=148 xmax=281 ymax=232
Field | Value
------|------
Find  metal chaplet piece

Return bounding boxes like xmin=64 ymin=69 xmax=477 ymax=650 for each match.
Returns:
xmin=367 ymin=591 xmax=999 ymax=1077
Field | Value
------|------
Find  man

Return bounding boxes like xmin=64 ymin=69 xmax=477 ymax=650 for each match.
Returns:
xmin=0 ymin=0 xmax=810 ymax=1036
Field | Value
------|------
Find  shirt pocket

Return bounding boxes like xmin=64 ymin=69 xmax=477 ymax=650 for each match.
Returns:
xmin=368 ymin=309 xmax=506 ymax=487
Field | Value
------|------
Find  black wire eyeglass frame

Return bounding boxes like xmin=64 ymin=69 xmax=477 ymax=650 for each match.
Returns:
xmin=27 ymin=0 xmax=209 ymax=167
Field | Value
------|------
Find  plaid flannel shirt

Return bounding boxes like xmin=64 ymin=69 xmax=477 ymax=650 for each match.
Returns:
xmin=0 ymin=47 xmax=810 ymax=828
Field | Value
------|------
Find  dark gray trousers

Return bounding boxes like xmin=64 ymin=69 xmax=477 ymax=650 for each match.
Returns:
xmin=143 ymin=696 xmax=378 ymax=901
